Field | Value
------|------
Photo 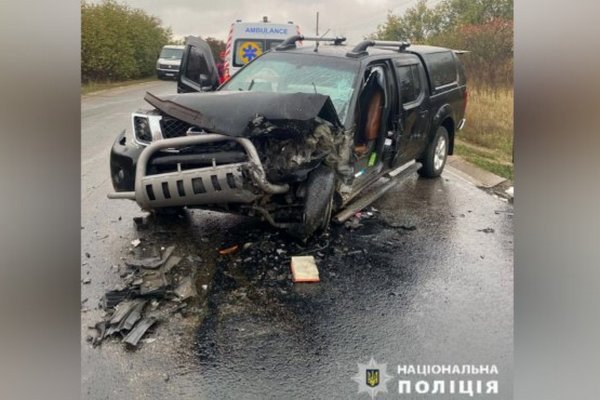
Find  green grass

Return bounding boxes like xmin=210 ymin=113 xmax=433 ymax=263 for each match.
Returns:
xmin=81 ymin=76 xmax=158 ymax=95
xmin=456 ymin=85 xmax=514 ymax=179
xmin=454 ymin=142 xmax=513 ymax=180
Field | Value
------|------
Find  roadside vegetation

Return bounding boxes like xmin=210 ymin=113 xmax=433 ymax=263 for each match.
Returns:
xmin=81 ymin=0 xmax=227 ymax=94
xmin=82 ymin=0 xmax=172 ymax=83
xmin=373 ymin=0 xmax=513 ymax=179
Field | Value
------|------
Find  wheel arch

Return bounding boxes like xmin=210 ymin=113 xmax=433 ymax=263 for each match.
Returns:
xmin=440 ymin=117 xmax=455 ymax=155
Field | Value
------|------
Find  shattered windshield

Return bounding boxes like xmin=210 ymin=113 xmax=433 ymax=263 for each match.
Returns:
xmin=221 ymin=52 xmax=359 ymax=122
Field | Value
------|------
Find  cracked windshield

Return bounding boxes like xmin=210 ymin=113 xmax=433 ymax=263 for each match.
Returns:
xmin=222 ymin=52 xmax=358 ymax=122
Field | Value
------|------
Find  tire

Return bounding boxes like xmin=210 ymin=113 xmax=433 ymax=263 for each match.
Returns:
xmin=418 ymin=126 xmax=449 ymax=178
xmin=290 ymin=165 xmax=335 ymax=239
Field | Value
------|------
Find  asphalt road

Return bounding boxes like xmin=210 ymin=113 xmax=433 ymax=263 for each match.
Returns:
xmin=81 ymin=80 xmax=513 ymax=399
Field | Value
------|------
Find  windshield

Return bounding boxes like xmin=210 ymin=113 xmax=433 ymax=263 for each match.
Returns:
xmin=221 ymin=52 xmax=359 ymax=122
xmin=159 ymin=48 xmax=184 ymax=60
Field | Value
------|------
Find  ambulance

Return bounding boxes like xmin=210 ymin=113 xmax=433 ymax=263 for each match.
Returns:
xmin=223 ymin=17 xmax=301 ymax=80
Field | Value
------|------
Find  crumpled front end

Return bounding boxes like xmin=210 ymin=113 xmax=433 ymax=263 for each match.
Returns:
xmin=109 ymin=91 xmax=352 ymax=232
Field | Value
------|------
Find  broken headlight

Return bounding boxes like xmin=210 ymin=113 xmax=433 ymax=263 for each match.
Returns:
xmin=131 ymin=112 xmax=164 ymax=145
xmin=133 ymin=115 xmax=152 ymax=143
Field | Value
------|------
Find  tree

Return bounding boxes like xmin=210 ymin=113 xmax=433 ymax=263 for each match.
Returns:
xmin=375 ymin=0 xmax=443 ymax=42
xmin=81 ymin=0 xmax=172 ymax=82
xmin=373 ymin=0 xmax=513 ymax=87
xmin=205 ymin=37 xmax=226 ymax=62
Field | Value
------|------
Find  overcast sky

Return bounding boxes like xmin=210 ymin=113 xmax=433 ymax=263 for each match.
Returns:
xmin=108 ymin=0 xmax=427 ymax=44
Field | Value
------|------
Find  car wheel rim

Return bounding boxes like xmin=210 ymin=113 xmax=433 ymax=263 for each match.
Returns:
xmin=434 ymin=136 xmax=447 ymax=171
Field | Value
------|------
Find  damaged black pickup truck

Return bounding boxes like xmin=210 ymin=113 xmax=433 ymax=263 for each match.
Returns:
xmin=109 ymin=35 xmax=467 ymax=239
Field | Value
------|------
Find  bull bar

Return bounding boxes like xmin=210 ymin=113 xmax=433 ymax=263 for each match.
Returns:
xmin=107 ymin=134 xmax=289 ymax=210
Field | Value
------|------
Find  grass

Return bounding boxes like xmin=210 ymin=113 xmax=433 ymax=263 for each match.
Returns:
xmin=81 ymin=76 xmax=158 ymax=95
xmin=455 ymin=85 xmax=513 ymax=180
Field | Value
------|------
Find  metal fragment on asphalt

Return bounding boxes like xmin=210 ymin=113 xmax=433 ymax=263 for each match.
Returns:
xmin=125 ymin=245 xmax=176 ymax=269
xmin=123 ymin=317 xmax=157 ymax=347
xmin=122 ymin=300 xmax=147 ymax=331
xmin=162 ymin=255 xmax=181 ymax=274
xmin=139 ymin=270 xmax=168 ymax=296
xmin=101 ymin=289 xmax=135 ymax=310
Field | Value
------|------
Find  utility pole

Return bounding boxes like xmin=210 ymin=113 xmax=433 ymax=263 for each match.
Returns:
xmin=314 ymin=11 xmax=320 ymax=52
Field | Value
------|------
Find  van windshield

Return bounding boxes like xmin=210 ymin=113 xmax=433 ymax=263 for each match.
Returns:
xmin=221 ymin=52 xmax=359 ymax=122
xmin=160 ymin=48 xmax=184 ymax=59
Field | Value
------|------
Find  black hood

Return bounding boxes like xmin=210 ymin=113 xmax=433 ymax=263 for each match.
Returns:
xmin=144 ymin=91 xmax=342 ymax=137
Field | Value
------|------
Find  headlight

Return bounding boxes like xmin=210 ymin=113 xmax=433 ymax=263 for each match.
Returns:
xmin=133 ymin=116 xmax=152 ymax=143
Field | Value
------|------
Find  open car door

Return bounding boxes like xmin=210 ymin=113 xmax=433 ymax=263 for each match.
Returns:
xmin=177 ymin=36 xmax=219 ymax=93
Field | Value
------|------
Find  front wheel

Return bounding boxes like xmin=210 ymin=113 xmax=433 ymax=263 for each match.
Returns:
xmin=418 ymin=126 xmax=449 ymax=178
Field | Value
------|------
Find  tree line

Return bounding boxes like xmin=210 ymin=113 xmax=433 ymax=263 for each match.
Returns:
xmin=81 ymin=0 xmax=172 ymax=82
xmin=373 ymin=0 xmax=513 ymax=88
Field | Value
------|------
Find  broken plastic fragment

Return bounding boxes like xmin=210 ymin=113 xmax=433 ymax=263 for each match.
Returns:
xmin=218 ymin=244 xmax=239 ymax=255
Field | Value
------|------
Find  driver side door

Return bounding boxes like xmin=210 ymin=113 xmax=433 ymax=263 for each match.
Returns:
xmin=177 ymin=36 xmax=220 ymax=93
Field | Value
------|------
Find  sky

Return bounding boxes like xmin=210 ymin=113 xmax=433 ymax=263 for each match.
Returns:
xmin=105 ymin=0 xmax=429 ymax=44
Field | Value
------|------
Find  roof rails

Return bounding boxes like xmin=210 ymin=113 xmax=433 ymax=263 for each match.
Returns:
xmin=276 ymin=35 xmax=347 ymax=51
xmin=346 ymin=40 xmax=411 ymax=58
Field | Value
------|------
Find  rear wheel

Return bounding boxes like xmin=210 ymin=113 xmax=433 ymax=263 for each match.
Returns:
xmin=418 ymin=126 xmax=449 ymax=178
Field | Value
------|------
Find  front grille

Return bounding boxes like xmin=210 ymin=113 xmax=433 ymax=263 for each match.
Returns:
xmin=160 ymin=116 xmax=194 ymax=138
xmin=159 ymin=64 xmax=178 ymax=70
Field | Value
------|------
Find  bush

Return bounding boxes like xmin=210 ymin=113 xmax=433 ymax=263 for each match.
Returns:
xmin=81 ymin=0 xmax=172 ymax=82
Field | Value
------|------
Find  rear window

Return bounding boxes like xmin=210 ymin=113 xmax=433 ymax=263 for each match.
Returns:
xmin=424 ymin=51 xmax=457 ymax=89
xmin=233 ymin=39 xmax=284 ymax=67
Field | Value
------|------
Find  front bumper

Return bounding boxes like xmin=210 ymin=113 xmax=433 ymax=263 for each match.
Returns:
xmin=108 ymin=134 xmax=289 ymax=210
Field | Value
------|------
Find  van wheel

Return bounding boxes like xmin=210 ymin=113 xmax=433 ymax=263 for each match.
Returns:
xmin=418 ymin=126 xmax=449 ymax=178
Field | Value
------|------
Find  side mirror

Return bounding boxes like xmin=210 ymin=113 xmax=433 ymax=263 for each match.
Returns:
xmin=199 ymin=74 xmax=213 ymax=91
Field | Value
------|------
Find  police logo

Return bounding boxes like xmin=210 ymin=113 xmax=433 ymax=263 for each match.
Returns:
xmin=366 ymin=369 xmax=380 ymax=388
xmin=352 ymin=358 xmax=392 ymax=399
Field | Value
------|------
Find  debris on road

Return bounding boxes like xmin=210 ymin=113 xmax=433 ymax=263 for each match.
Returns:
xmin=124 ymin=317 xmax=157 ymax=348
xmin=478 ymin=227 xmax=495 ymax=234
xmin=218 ymin=244 xmax=239 ymax=255
xmin=82 ymin=278 xmax=92 ymax=284
xmin=133 ymin=216 xmax=150 ymax=230
xmin=125 ymin=245 xmax=176 ymax=269
xmin=175 ymin=276 xmax=198 ymax=300
xmin=291 ymin=256 xmax=320 ymax=283
xmin=91 ymin=243 xmax=203 ymax=349
xmin=131 ymin=239 xmax=141 ymax=247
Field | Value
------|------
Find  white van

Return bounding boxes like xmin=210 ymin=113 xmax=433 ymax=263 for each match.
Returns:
xmin=156 ymin=45 xmax=185 ymax=79
xmin=223 ymin=17 xmax=300 ymax=80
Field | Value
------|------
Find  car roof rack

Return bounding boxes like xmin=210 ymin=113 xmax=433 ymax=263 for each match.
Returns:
xmin=346 ymin=40 xmax=411 ymax=58
xmin=275 ymin=35 xmax=347 ymax=51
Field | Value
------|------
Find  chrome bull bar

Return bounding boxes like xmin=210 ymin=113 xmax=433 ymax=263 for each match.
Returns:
xmin=108 ymin=134 xmax=289 ymax=209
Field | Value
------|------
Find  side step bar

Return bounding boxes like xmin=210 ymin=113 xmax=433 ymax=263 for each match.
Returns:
xmin=333 ymin=161 xmax=421 ymax=223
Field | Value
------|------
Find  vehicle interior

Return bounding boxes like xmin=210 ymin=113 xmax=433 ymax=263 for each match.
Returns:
xmin=353 ymin=62 xmax=397 ymax=182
